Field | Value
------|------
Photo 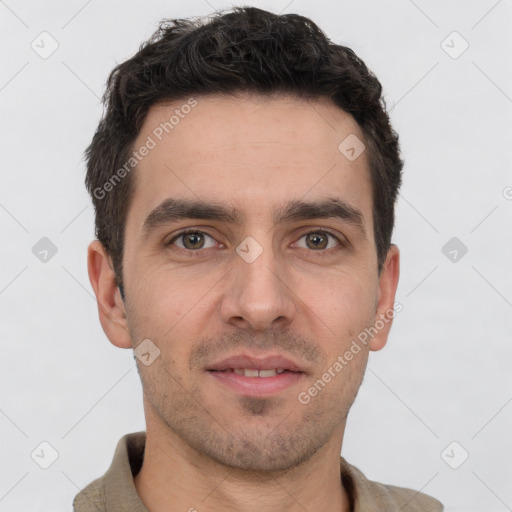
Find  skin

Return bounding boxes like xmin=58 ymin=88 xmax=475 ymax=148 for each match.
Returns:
xmin=88 ymin=93 xmax=400 ymax=512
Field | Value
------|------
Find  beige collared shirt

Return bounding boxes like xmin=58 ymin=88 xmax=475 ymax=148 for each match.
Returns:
xmin=73 ymin=432 xmax=443 ymax=511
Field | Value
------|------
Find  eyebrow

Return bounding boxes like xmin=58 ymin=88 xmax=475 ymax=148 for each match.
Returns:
xmin=141 ymin=197 xmax=366 ymax=239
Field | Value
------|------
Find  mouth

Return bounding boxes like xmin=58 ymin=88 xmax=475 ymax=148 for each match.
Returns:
xmin=206 ymin=353 xmax=306 ymax=373
xmin=209 ymin=368 xmax=294 ymax=377
xmin=206 ymin=353 xmax=307 ymax=396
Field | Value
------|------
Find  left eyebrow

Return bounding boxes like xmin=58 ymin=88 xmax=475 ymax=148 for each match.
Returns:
xmin=272 ymin=198 xmax=366 ymax=235
xmin=141 ymin=197 xmax=366 ymax=240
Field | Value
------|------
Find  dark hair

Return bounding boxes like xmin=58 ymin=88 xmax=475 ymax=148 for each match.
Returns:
xmin=85 ymin=6 xmax=403 ymax=298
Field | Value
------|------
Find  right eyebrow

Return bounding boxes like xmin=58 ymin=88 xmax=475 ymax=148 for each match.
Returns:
xmin=142 ymin=198 xmax=245 ymax=240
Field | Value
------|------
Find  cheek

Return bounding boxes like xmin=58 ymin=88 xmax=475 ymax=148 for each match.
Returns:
xmin=299 ymin=267 xmax=377 ymax=336
xmin=124 ymin=266 xmax=183 ymax=348
xmin=127 ymin=266 xmax=216 ymax=365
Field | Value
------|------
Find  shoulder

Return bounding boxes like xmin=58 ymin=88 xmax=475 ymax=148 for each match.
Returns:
xmin=73 ymin=432 xmax=146 ymax=511
xmin=72 ymin=475 xmax=106 ymax=511
xmin=370 ymin=479 xmax=444 ymax=511
xmin=341 ymin=458 xmax=444 ymax=511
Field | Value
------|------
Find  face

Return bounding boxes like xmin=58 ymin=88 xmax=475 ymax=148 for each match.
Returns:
xmin=89 ymin=93 xmax=399 ymax=473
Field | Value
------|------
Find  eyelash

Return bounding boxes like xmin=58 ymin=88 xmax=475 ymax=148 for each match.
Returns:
xmin=166 ymin=228 xmax=345 ymax=256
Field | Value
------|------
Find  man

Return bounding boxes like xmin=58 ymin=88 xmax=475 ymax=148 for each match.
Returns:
xmin=75 ymin=6 xmax=443 ymax=511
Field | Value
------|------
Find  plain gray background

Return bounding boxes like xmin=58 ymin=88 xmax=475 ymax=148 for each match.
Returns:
xmin=1 ymin=0 xmax=511 ymax=510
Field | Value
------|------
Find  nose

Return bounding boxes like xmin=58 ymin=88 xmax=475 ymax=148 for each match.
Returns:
xmin=219 ymin=239 xmax=297 ymax=332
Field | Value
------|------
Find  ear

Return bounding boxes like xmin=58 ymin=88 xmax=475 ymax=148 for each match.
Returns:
xmin=87 ymin=240 xmax=132 ymax=349
xmin=370 ymin=244 xmax=400 ymax=352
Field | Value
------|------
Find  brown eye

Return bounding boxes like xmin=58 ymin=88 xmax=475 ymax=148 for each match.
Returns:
xmin=305 ymin=232 xmax=328 ymax=249
xmin=295 ymin=230 xmax=341 ymax=251
xmin=168 ymin=230 xmax=217 ymax=250
xmin=182 ymin=232 xmax=205 ymax=249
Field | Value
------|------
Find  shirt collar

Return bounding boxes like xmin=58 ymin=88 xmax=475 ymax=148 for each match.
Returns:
xmin=92 ymin=431 xmax=440 ymax=512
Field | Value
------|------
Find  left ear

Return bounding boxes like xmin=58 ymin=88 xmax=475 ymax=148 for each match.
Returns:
xmin=370 ymin=244 xmax=400 ymax=352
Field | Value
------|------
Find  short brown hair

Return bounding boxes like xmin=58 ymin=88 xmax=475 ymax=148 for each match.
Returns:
xmin=85 ymin=6 xmax=403 ymax=298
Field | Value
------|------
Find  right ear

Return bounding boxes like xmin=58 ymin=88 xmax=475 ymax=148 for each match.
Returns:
xmin=87 ymin=240 xmax=132 ymax=349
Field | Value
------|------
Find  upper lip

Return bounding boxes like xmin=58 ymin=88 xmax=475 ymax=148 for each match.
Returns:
xmin=207 ymin=353 xmax=305 ymax=373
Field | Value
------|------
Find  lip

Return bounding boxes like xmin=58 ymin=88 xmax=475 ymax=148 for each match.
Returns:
xmin=206 ymin=352 xmax=307 ymax=397
xmin=207 ymin=369 xmax=305 ymax=396
xmin=206 ymin=353 xmax=306 ymax=373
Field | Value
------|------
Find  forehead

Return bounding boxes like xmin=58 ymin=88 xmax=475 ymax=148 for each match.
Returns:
xmin=127 ymin=93 xmax=373 ymax=231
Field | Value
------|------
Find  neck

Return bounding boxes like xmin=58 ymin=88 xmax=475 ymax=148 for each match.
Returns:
xmin=134 ymin=416 xmax=351 ymax=512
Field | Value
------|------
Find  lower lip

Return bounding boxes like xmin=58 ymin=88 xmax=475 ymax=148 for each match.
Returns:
xmin=207 ymin=370 xmax=305 ymax=396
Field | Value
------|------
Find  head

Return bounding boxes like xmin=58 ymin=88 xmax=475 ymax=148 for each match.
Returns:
xmin=87 ymin=6 xmax=402 ymax=472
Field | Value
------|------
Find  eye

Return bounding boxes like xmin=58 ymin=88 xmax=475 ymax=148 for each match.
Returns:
xmin=167 ymin=230 xmax=218 ymax=250
xmin=294 ymin=230 xmax=342 ymax=251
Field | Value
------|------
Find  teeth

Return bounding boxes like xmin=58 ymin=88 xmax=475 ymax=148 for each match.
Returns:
xmin=258 ymin=369 xmax=277 ymax=377
xmin=228 ymin=369 xmax=287 ymax=377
